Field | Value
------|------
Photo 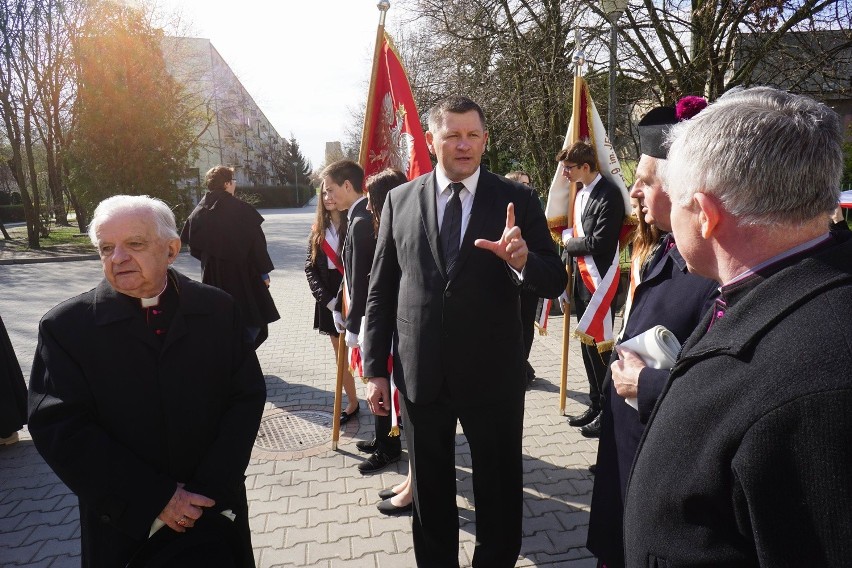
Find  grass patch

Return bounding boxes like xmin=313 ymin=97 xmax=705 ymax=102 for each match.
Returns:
xmin=1 ymin=223 xmax=96 ymax=255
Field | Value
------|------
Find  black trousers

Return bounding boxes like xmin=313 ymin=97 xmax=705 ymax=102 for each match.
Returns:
xmin=573 ymin=292 xmax=613 ymax=411
xmin=375 ymin=412 xmax=401 ymax=456
xmin=402 ymin=391 xmax=525 ymax=568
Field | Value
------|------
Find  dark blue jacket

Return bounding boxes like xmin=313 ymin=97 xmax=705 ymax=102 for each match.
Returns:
xmin=587 ymin=242 xmax=717 ymax=568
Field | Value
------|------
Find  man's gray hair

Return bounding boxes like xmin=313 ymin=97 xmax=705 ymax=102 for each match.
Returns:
xmin=664 ymin=86 xmax=843 ymax=226
xmin=88 ymin=195 xmax=179 ymax=246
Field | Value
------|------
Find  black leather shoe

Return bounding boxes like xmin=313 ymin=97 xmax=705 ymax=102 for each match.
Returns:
xmin=339 ymin=405 xmax=360 ymax=425
xmin=356 ymin=438 xmax=377 ymax=453
xmin=377 ymin=497 xmax=412 ymax=515
xmin=358 ymin=452 xmax=400 ymax=474
xmin=580 ymin=414 xmax=602 ymax=438
xmin=378 ymin=488 xmax=398 ymax=500
xmin=588 ymin=464 xmax=597 ymax=475
xmin=568 ymin=406 xmax=600 ymax=427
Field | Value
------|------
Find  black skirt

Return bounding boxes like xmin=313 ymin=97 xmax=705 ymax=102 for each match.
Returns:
xmin=313 ymin=269 xmax=343 ymax=337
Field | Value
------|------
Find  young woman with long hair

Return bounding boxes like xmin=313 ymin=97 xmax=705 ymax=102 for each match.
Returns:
xmin=305 ymin=185 xmax=359 ymax=421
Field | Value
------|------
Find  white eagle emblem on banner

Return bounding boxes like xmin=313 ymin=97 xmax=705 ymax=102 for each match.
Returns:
xmin=369 ymin=93 xmax=414 ymax=174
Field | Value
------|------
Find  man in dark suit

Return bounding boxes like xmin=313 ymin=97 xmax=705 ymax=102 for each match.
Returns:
xmin=362 ymin=96 xmax=566 ymax=567
xmin=623 ymin=87 xmax=852 ymax=566
xmin=586 ymin=101 xmax=717 ymax=568
xmin=28 ymin=195 xmax=266 ymax=567
xmin=323 ymin=159 xmax=401 ymax=473
xmin=559 ymin=141 xmax=625 ymax=437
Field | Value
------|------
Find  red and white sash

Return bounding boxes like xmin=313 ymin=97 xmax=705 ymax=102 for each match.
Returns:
xmin=321 ymin=238 xmax=344 ymax=275
xmin=573 ymin=199 xmax=621 ymax=353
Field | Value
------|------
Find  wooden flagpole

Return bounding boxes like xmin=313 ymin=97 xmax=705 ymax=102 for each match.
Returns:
xmin=559 ymin=31 xmax=585 ymax=416
xmin=335 ymin=1 xmax=390 ymax=450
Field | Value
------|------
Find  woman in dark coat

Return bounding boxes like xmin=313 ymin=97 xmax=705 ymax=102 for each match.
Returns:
xmin=0 ymin=312 xmax=26 ymax=445
xmin=587 ymin=190 xmax=717 ymax=568
xmin=305 ymin=185 xmax=359 ymax=422
xmin=181 ymin=166 xmax=280 ymax=348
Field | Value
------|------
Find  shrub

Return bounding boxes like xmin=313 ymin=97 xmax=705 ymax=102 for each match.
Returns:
xmin=0 ymin=205 xmax=25 ymax=222
xmin=236 ymin=185 xmax=313 ymax=209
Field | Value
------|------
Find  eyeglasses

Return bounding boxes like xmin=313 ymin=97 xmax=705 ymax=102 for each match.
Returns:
xmin=563 ymin=164 xmax=578 ymax=172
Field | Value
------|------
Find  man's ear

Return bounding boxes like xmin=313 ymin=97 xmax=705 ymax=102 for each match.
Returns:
xmin=425 ymin=130 xmax=435 ymax=154
xmin=342 ymin=179 xmax=354 ymax=195
xmin=167 ymin=238 xmax=181 ymax=264
xmin=693 ymin=192 xmax=720 ymax=239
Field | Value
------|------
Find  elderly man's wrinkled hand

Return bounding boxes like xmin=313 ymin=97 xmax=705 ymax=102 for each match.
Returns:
xmin=611 ymin=347 xmax=645 ymax=399
xmin=157 ymin=483 xmax=215 ymax=533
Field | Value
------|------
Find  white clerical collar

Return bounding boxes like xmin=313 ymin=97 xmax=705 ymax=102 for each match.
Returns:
xmin=140 ymin=279 xmax=168 ymax=307
xmin=435 ymin=166 xmax=480 ymax=196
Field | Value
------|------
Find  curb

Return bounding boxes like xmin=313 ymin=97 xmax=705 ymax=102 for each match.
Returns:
xmin=0 ymin=254 xmax=100 ymax=266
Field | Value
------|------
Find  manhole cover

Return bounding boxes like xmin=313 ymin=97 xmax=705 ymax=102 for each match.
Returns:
xmin=255 ymin=409 xmax=334 ymax=452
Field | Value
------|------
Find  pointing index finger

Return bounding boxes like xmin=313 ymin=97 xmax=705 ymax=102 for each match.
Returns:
xmin=506 ymin=203 xmax=515 ymax=229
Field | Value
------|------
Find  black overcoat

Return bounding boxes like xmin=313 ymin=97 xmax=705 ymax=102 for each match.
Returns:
xmin=0 ymin=313 xmax=27 ymax=436
xmin=181 ymin=190 xmax=279 ymax=330
xmin=28 ymin=270 xmax=266 ymax=568
xmin=624 ymin=233 xmax=852 ymax=567
xmin=586 ymin=243 xmax=717 ymax=567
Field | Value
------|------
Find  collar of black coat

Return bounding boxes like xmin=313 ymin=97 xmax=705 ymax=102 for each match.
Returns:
xmin=677 ymin=232 xmax=852 ymax=361
xmin=93 ymin=269 xmax=213 ymax=326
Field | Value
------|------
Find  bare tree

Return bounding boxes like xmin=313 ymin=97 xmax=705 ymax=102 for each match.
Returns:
xmin=607 ymin=0 xmax=851 ymax=103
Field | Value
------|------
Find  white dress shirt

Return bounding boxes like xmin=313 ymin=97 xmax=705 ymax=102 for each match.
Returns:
xmin=435 ymin=166 xmax=480 ymax=247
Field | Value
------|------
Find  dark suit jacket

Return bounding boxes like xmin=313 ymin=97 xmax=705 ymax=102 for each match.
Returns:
xmin=562 ymin=176 xmax=625 ymax=302
xmin=363 ymin=169 xmax=567 ymax=405
xmin=623 ymin=232 xmax=852 ymax=567
xmin=587 ymin=243 xmax=717 ymax=567
xmin=28 ymin=270 xmax=266 ymax=568
xmin=336 ymin=198 xmax=374 ymax=335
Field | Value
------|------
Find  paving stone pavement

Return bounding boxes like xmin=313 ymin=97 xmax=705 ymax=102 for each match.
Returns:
xmin=0 ymin=206 xmax=607 ymax=567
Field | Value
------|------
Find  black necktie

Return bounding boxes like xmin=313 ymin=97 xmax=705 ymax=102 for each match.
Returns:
xmin=441 ymin=182 xmax=464 ymax=275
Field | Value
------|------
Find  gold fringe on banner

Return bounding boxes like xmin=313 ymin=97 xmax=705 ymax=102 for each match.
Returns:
xmin=389 ymin=426 xmax=400 ymax=437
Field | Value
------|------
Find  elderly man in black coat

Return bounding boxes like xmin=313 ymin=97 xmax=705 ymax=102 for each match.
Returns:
xmin=623 ymin=87 xmax=852 ymax=566
xmin=586 ymin=100 xmax=717 ymax=568
xmin=29 ymin=195 xmax=266 ymax=568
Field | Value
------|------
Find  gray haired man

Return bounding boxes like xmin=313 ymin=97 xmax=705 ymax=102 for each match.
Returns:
xmin=623 ymin=87 xmax=852 ymax=566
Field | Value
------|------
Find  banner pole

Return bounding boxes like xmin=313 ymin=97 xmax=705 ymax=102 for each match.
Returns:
xmin=559 ymin=31 xmax=585 ymax=416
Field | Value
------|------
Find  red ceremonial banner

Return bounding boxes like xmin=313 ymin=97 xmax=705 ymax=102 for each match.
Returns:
xmin=361 ymin=33 xmax=432 ymax=181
